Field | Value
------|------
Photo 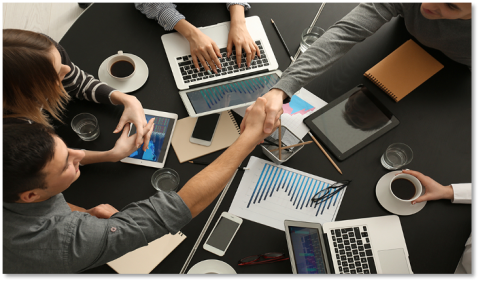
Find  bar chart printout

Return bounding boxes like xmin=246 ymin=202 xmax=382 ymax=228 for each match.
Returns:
xmin=229 ymin=157 xmax=346 ymax=231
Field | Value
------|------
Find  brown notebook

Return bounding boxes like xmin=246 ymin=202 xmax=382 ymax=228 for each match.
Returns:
xmin=364 ymin=39 xmax=444 ymax=102
xmin=171 ymin=110 xmax=240 ymax=163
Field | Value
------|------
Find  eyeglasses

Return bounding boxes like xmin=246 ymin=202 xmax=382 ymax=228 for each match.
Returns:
xmin=238 ymin=252 xmax=289 ymax=266
xmin=311 ymin=180 xmax=351 ymax=205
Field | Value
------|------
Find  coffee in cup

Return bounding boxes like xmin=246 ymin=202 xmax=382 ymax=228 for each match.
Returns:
xmin=108 ymin=51 xmax=136 ymax=80
xmin=389 ymin=173 xmax=422 ymax=203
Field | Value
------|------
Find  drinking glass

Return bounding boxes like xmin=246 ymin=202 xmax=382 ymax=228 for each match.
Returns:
xmin=151 ymin=168 xmax=180 ymax=192
xmin=71 ymin=113 xmax=100 ymax=141
xmin=300 ymin=26 xmax=325 ymax=52
xmin=381 ymin=143 xmax=413 ymax=170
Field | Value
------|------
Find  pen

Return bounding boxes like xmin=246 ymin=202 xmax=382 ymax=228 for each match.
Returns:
xmin=269 ymin=141 xmax=313 ymax=152
xmin=188 ymin=160 xmax=249 ymax=171
xmin=271 ymin=19 xmax=294 ymax=62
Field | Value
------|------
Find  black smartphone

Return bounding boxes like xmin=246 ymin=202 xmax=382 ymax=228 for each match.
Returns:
xmin=190 ymin=113 xmax=221 ymax=146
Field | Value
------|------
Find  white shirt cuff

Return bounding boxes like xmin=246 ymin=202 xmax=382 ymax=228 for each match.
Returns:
xmin=451 ymin=183 xmax=472 ymax=204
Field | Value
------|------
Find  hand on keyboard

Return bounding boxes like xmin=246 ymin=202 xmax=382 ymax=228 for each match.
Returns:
xmin=228 ymin=20 xmax=261 ymax=68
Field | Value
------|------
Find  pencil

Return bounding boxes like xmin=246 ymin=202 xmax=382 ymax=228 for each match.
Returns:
xmin=308 ymin=131 xmax=343 ymax=174
xmin=278 ymin=121 xmax=282 ymax=160
xmin=271 ymin=19 xmax=294 ymax=62
xmin=269 ymin=141 xmax=313 ymax=152
xmin=188 ymin=160 xmax=249 ymax=171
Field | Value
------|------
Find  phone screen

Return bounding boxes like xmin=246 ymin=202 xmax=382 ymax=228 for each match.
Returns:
xmin=191 ymin=113 xmax=221 ymax=142
xmin=205 ymin=217 xmax=240 ymax=251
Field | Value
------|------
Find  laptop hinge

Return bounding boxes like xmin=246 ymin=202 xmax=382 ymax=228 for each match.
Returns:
xmin=188 ymin=69 xmax=268 ymax=89
xmin=323 ymin=232 xmax=335 ymax=274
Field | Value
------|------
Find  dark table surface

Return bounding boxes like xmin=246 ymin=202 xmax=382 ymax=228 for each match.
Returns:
xmin=57 ymin=3 xmax=471 ymax=274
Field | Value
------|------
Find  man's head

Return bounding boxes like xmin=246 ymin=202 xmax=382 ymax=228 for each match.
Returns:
xmin=3 ymin=123 xmax=85 ymax=203
xmin=420 ymin=3 xmax=471 ymax=20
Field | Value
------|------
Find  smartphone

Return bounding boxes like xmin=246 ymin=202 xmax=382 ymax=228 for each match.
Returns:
xmin=203 ymin=212 xmax=243 ymax=256
xmin=190 ymin=113 xmax=221 ymax=146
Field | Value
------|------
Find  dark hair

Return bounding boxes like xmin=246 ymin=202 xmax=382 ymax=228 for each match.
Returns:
xmin=342 ymin=87 xmax=390 ymax=131
xmin=3 ymin=123 xmax=56 ymax=202
xmin=3 ymin=29 xmax=70 ymax=127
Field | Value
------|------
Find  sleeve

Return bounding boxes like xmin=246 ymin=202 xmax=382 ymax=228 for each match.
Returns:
xmin=226 ymin=3 xmax=251 ymax=11
xmin=66 ymin=191 xmax=192 ymax=272
xmin=55 ymin=43 xmax=117 ymax=105
xmin=135 ymin=3 xmax=186 ymax=31
xmin=273 ymin=3 xmax=403 ymax=98
xmin=451 ymin=183 xmax=471 ymax=204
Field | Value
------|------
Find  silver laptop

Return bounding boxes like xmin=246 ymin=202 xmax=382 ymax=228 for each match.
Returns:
xmin=284 ymin=215 xmax=413 ymax=274
xmin=162 ymin=16 xmax=280 ymax=117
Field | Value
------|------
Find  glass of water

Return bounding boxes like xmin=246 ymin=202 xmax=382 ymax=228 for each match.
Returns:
xmin=151 ymin=168 xmax=180 ymax=192
xmin=381 ymin=143 xmax=413 ymax=170
xmin=71 ymin=113 xmax=100 ymax=141
xmin=300 ymin=26 xmax=325 ymax=53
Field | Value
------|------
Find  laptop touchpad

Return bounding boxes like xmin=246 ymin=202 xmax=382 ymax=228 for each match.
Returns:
xmin=377 ymin=249 xmax=410 ymax=274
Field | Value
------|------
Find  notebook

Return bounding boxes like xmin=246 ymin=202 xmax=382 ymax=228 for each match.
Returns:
xmin=107 ymin=232 xmax=186 ymax=274
xmin=171 ymin=110 xmax=240 ymax=163
xmin=364 ymin=39 xmax=444 ymax=102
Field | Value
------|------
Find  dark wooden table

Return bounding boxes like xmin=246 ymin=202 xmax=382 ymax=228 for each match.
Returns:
xmin=57 ymin=3 xmax=471 ymax=274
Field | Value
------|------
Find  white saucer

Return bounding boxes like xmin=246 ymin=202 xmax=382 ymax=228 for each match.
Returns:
xmin=187 ymin=259 xmax=237 ymax=274
xmin=98 ymin=53 xmax=149 ymax=93
xmin=376 ymin=171 xmax=427 ymax=216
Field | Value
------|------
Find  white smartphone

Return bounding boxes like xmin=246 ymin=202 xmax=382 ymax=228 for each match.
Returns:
xmin=203 ymin=212 xmax=243 ymax=256
xmin=189 ymin=113 xmax=221 ymax=146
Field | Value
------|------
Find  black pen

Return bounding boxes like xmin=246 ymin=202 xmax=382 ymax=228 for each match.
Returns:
xmin=271 ymin=19 xmax=294 ymax=62
xmin=188 ymin=160 xmax=249 ymax=171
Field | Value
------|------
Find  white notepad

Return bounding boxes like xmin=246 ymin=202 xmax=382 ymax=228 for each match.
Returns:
xmin=107 ymin=232 xmax=186 ymax=274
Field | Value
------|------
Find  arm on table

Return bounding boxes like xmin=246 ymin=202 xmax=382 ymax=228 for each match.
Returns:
xmin=227 ymin=3 xmax=259 ymax=67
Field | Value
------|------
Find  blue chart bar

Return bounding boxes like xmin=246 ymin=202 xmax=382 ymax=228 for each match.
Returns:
xmin=196 ymin=74 xmax=280 ymax=110
xmin=246 ymin=164 xmax=341 ymax=216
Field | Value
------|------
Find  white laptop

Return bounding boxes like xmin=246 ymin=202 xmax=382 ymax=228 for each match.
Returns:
xmin=284 ymin=215 xmax=413 ymax=274
xmin=162 ymin=16 xmax=281 ymax=117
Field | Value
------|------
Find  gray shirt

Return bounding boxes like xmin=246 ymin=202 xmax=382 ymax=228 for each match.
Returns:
xmin=3 ymin=191 xmax=192 ymax=273
xmin=274 ymin=3 xmax=471 ymax=97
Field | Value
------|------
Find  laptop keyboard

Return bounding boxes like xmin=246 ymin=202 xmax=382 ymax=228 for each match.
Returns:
xmin=330 ymin=226 xmax=377 ymax=274
xmin=176 ymin=40 xmax=269 ymax=84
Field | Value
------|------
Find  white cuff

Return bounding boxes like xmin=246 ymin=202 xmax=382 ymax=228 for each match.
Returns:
xmin=451 ymin=183 xmax=471 ymax=204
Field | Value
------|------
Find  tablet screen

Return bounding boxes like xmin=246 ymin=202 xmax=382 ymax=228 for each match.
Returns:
xmin=288 ymin=226 xmax=327 ymax=274
xmin=310 ymin=87 xmax=393 ymax=154
xmin=128 ymin=114 xmax=175 ymax=163
xmin=186 ymin=73 xmax=280 ymax=114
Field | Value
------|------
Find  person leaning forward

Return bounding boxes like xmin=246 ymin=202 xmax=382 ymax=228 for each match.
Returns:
xmin=3 ymin=97 xmax=278 ymax=273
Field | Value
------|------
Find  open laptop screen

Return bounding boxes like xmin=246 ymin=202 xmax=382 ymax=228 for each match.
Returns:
xmin=185 ymin=73 xmax=280 ymax=114
xmin=288 ymin=226 xmax=328 ymax=274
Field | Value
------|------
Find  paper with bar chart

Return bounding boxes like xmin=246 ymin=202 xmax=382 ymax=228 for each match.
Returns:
xmin=229 ymin=157 xmax=346 ymax=231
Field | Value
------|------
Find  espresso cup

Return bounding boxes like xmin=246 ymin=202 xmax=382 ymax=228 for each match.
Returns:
xmin=108 ymin=51 xmax=136 ymax=80
xmin=389 ymin=173 xmax=422 ymax=203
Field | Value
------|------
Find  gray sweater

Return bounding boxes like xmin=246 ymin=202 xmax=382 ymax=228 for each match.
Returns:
xmin=274 ymin=3 xmax=471 ymax=97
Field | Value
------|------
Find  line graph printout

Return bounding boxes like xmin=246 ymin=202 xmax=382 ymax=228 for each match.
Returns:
xmin=229 ymin=157 xmax=346 ymax=231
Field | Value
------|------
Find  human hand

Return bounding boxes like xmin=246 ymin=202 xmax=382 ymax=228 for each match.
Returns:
xmin=242 ymin=97 xmax=280 ymax=144
xmin=109 ymin=118 xmax=154 ymax=162
xmin=240 ymin=88 xmax=286 ymax=134
xmin=227 ymin=20 xmax=260 ymax=68
xmin=187 ymin=27 xmax=222 ymax=74
xmin=86 ymin=204 xmax=119 ymax=219
xmin=400 ymin=170 xmax=454 ymax=205
xmin=111 ymin=92 xmax=151 ymax=150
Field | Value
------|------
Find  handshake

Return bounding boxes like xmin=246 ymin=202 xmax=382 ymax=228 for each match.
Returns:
xmin=239 ymin=97 xmax=281 ymax=146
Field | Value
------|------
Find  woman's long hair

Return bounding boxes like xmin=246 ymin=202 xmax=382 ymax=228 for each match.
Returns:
xmin=3 ymin=29 xmax=70 ymax=126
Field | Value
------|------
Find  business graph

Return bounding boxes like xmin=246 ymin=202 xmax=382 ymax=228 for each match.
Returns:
xmin=229 ymin=156 xmax=346 ymax=231
xmin=283 ymin=95 xmax=316 ymax=116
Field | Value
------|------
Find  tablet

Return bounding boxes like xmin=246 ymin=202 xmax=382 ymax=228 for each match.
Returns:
xmin=284 ymin=220 xmax=332 ymax=274
xmin=179 ymin=70 xmax=283 ymax=117
xmin=121 ymin=109 xmax=177 ymax=168
xmin=304 ymin=85 xmax=399 ymax=161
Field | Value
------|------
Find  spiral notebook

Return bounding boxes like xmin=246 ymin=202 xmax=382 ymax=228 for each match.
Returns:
xmin=364 ymin=39 xmax=444 ymax=102
xmin=171 ymin=110 xmax=241 ymax=163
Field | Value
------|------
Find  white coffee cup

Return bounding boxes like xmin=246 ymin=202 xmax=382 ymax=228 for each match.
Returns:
xmin=389 ymin=173 xmax=422 ymax=203
xmin=107 ymin=51 xmax=136 ymax=80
